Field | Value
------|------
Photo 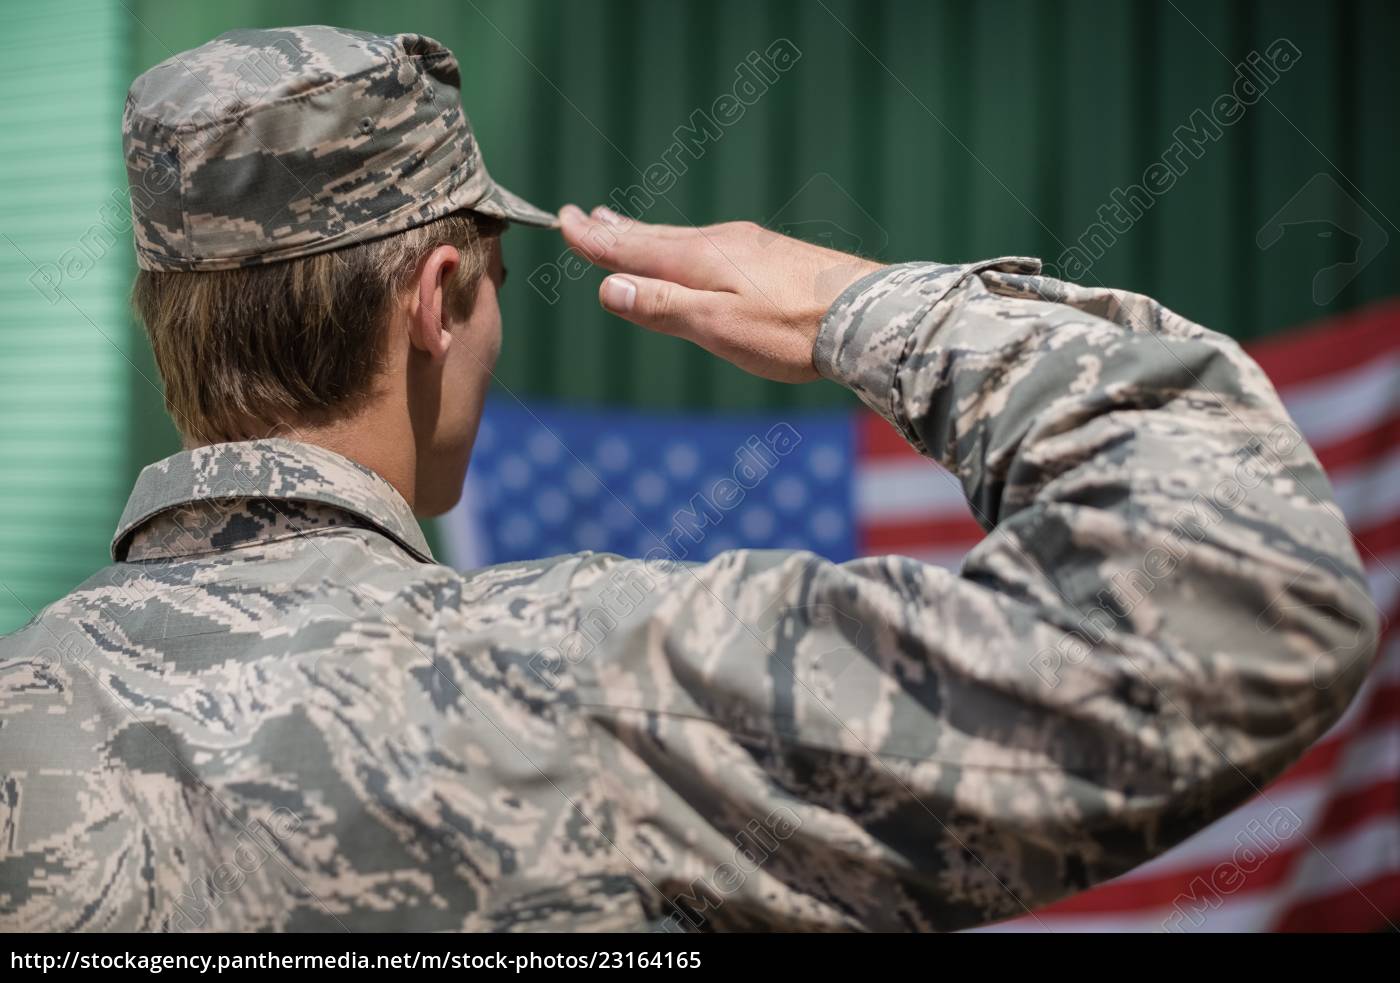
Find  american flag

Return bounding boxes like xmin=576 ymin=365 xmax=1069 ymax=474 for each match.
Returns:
xmin=444 ymin=301 xmax=1400 ymax=932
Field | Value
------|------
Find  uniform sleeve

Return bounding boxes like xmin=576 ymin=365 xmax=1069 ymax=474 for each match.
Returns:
xmin=564 ymin=257 xmax=1378 ymax=932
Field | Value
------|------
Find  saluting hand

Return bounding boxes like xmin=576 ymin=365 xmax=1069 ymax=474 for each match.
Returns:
xmin=558 ymin=204 xmax=882 ymax=383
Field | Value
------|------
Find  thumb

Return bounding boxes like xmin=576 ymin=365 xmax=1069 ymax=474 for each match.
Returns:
xmin=598 ymin=274 xmax=717 ymax=339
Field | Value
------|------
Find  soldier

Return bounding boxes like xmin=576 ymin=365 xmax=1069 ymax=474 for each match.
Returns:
xmin=0 ymin=25 xmax=1377 ymax=932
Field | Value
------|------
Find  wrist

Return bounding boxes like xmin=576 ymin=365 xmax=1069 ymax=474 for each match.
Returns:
xmin=814 ymin=258 xmax=1039 ymax=424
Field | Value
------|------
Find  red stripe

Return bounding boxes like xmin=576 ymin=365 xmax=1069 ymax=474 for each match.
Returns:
xmin=1353 ymin=512 xmax=1400 ymax=561
xmin=1267 ymin=726 xmax=1352 ymax=791
xmin=1314 ymin=411 xmax=1400 ymax=474
xmin=1272 ymin=871 xmax=1400 ymax=933
xmin=1312 ymin=778 xmax=1400 ymax=844
xmin=857 ymin=410 xmax=922 ymax=461
xmin=1245 ymin=299 xmax=1400 ymax=390
xmin=860 ymin=515 xmax=985 ymax=553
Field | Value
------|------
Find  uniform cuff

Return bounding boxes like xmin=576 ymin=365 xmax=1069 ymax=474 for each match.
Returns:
xmin=814 ymin=258 xmax=1041 ymax=434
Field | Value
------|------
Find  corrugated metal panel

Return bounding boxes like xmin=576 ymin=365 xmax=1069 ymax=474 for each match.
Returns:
xmin=0 ymin=1 xmax=134 ymax=632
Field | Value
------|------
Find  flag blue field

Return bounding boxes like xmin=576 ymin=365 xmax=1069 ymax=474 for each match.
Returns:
xmin=444 ymin=402 xmax=860 ymax=568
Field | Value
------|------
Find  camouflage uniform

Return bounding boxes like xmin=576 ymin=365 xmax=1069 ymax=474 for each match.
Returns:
xmin=0 ymin=26 xmax=1378 ymax=932
xmin=0 ymin=257 xmax=1376 ymax=931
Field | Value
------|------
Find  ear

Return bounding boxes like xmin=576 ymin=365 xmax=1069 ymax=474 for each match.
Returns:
xmin=408 ymin=244 xmax=462 ymax=358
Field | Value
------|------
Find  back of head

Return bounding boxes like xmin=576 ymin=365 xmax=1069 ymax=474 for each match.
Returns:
xmin=122 ymin=25 xmax=554 ymax=445
xmin=132 ymin=209 xmax=503 ymax=443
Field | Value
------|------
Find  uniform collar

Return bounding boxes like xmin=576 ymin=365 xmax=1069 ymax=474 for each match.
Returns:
xmin=112 ymin=438 xmax=434 ymax=564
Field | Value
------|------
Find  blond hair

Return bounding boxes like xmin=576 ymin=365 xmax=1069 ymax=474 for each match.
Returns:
xmin=132 ymin=210 xmax=505 ymax=443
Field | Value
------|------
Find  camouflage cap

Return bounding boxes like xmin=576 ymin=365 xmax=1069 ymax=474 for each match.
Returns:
xmin=123 ymin=25 xmax=557 ymax=272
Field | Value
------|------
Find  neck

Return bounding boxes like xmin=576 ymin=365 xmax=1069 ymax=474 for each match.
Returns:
xmin=186 ymin=402 xmax=420 ymax=511
xmin=290 ymin=415 xmax=419 ymax=511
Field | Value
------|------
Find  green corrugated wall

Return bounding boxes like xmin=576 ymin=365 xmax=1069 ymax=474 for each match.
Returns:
xmin=2 ymin=0 xmax=1395 ymax=631
xmin=0 ymin=1 xmax=136 ymax=633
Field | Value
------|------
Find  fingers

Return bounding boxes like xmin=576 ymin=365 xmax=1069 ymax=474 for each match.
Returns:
xmin=589 ymin=206 xmax=693 ymax=239
xmin=559 ymin=204 xmax=720 ymax=285
xmin=597 ymin=272 xmax=721 ymax=340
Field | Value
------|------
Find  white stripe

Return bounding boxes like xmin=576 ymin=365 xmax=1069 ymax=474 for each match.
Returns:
xmin=1328 ymin=716 xmax=1400 ymax=792
xmin=1280 ymin=351 xmax=1400 ymax=449
xmin=1281 ymin=804 xmax=1400 ymax=901
xmin=1329 ymin=629 xmax=1400 ymax=738
xmin=902 ymin=547 xmax=969 ymax=572
xmin=856 ymin=459 xmax=970 ymax=520
xmin=1327 ymin=445 xmax=1400 ymax=536
xmin=1366 ymin=553 xmax=1400 ymax=625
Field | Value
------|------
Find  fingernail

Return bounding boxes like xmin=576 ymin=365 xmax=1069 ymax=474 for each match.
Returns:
xmin=593 ymin=205 xmax=624 ymax=227
xmin=559 ymin=203 xmax=586 ymax=224
xmin=600 ymin=276 xmax=636 ymax=312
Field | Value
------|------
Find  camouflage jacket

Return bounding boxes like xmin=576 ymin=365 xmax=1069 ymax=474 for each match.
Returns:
xmin=0 ymin=259 xmax=1376 ymax=932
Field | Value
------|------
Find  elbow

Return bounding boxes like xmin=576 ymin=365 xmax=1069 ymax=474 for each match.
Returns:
xmin=1125 ymin=559 xmax=1378 ymax=864
xmin=1081 ymin=570 xmax=1377 ymax=894
xmin=1259 ymin=557 xmax=1378 ymax=742
xmin=1180 ymin=556 xmax=1379 ymax=807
